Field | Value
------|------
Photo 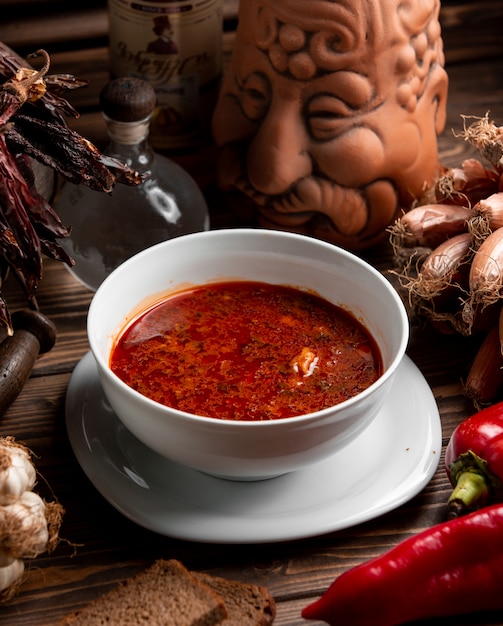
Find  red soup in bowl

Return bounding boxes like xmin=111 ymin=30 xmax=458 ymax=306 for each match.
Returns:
xmin=110 ymin=280 xmax=382 ymax=421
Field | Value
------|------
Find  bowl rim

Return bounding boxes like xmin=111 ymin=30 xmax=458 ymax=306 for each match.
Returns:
xmin=88 ymin=228 xmax=409 ymax=427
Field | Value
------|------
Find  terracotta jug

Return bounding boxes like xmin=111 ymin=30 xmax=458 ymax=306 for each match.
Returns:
xmin=212 ymin=0 xmax=448 ymax=250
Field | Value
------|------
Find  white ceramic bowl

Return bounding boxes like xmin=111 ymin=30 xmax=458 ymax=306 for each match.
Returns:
xmin=87 ymin=229 xmax=409 ymax=480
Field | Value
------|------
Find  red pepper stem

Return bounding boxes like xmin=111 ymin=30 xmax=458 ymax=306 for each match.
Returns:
xmin=447 ymin=470 xmax=490 ymax=519
xmin=0 ymin=50 xmax=50 ymax=126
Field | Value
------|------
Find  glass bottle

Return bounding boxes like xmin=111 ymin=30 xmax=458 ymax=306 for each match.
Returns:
xmin=54 ymin=77 xmax=210 ymax=291
xmin=108 ymin=0 xmax=223 ymax=152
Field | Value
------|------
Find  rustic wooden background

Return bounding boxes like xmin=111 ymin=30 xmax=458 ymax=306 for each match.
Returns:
xmin=1 ymin=0 xmax=502 ymax=154
xmin=0 ymin=1 xmax=503 ymax=625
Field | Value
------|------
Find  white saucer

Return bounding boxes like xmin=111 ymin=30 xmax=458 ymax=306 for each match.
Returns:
xmin=65 ymin=351 xmax=441 ymax=544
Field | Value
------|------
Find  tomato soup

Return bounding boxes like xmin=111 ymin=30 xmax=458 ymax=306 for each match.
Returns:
xmin=110 ymin=281 xmax=382 ymax=421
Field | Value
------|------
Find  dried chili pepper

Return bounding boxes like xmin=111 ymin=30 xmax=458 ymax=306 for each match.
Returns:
xmin=7 ymin=114 xmax=142 ymax=190
xmin=0 ymin=49 xmax=142 ymax=191
xmin=0 ymin=53 xmax=55 ymax=329
xmin=0 ymin=44 xmax=85 ymax=123
xmin=302 ymin=503 xmax=503 ymax=625
xmin=445 ymin=401 xmax=503 ymax=518
xmin=0 ymin=46 xmax=142 ymax=333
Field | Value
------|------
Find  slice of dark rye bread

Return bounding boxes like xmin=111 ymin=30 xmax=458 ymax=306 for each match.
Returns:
xmin=59 ymin=559 xmax=276 ymax=626
xmin=194 ymin=571 xmax=276 ymax=626
xmin=59 ymin=559 xmax=227 ymax=626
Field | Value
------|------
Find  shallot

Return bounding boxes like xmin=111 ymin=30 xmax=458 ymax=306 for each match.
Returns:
xmin=390 ymin=112 xmax=503 ymax=406
xmin=464 ymin=227 xmax=503 ymax=324
xmin=464 ymin=324 xmax=503 ymax=409
xmin=468 ymin=192 xmax=503 ymax=243
xmin=389 ymin=204 xmax=470 ymax=250
xmin=408 ymin=232 xmax=472 ymax=300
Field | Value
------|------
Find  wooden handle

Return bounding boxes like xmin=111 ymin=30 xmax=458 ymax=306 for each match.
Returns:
xmin=0 ymin=310 xmax=57 ymax=416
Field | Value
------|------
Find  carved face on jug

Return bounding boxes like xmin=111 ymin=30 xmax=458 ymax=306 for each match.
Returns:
xmin=212 ymin=0 xmax=449 ymax=250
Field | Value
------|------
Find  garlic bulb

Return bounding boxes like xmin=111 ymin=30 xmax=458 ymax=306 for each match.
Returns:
xmin=0 ymin=491 xmax=49 ymax=559
xmin=0 ymin=437 xmax=63 ymax=602
xmin=0 ymin=439 xmax=36 ymax=506
xmin=0 ymin=560 xmax=24 ymax=593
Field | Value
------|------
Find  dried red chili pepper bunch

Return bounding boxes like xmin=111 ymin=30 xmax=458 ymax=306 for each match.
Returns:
xmin=389 ymin=112 xmax=503 ymax=408
xmin=0 ymin=43 xmax=143 ymax=334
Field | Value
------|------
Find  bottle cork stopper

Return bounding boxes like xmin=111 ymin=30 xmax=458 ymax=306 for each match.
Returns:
xmin=100 ymin=77 xmax=157 ymax=122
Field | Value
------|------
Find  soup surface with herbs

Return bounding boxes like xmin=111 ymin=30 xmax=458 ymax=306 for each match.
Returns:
xmin=110 ymin=281 xmax=382 ymax=421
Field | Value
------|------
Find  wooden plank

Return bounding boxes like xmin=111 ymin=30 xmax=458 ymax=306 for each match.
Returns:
xmin=0 ymin=8 xmax=108 ymax=51
xmin=0 ymin=0 xmax=240 ymax=52
xmin=0 ymin=1 xmax=501 ymax=62
xmin=440 ymin=1 xmax=503 ymax=63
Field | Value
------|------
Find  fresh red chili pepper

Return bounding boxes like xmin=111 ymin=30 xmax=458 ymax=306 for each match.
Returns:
xmin=445 ymin=400 xmax=503 ymax=518
xmin=302 ymin=503 xmax=503 ymax=626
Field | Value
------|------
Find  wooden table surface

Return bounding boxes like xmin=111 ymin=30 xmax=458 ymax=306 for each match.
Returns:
xmin=1 ymin=1 xmax=503 ymax=624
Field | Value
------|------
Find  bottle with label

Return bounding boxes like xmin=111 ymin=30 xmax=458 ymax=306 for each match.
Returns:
xmin=54 ymin=77 xmax=210 ymax=291
xmin=108 ymin=0 xmax=222 ymax=152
